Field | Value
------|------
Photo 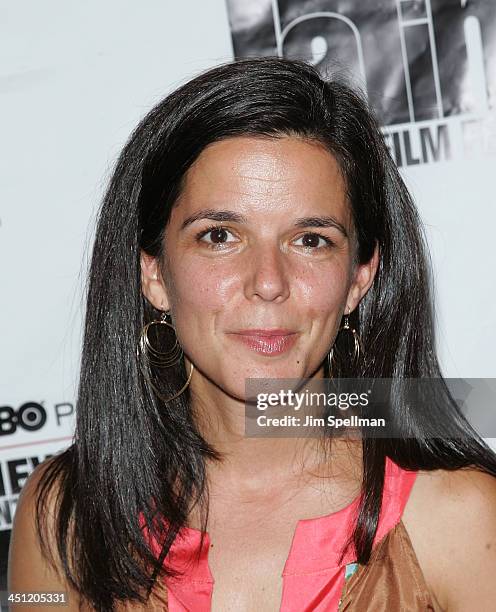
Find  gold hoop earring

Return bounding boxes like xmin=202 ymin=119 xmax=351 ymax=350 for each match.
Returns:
xmin=136 ymin=310 xmax=194 ymax=403
xmin=339 ymin=313 xmax=363 ymax=361
xmin=327 ymin=347 xmax=334 ymax=376
xmin=327 ymin=309 xmax=364 ymax=373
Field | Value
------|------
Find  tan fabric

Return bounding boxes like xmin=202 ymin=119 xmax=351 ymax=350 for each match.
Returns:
xmin=338 ymin=519 xmax=442 ymax=612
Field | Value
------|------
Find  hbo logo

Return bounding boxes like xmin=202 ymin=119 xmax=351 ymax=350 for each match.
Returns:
xmin=0 ymin=402 xmax=47 ymax=435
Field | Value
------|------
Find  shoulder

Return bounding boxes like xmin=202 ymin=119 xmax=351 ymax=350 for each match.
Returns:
xmin=9 ymin=456 xmax=63 ymax=579
xmin=404 ymin=466 xmax=496 ymax=612
xmin=8 ymin=454 xmax=83 ymax=610
xmin=10 ymin=455 xmax=59 ymax=549
xmin=10 ymin=453 xmax=67 ymax=542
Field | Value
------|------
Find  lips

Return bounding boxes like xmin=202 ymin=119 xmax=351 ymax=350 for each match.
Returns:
xmin=233 ymin=329 xmax=296 ymax=336
xmin=228 ymin=330 xmax=298 ymax=355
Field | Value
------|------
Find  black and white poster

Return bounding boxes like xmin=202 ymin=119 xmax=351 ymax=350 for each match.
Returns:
xmin=225 ymin=0 xmax=496 ymax=166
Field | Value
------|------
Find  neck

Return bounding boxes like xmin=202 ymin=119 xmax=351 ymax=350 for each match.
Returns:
xmin=188 ymin=367 xmax=363 ymax=494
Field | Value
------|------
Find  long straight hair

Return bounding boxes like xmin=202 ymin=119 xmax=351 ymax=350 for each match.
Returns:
xmin=35 ymin=57 xmax=496 ymax=611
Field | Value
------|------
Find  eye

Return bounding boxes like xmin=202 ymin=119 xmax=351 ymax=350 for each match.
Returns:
xmin=293 ymin=232 xmax=334 ymax=249
xmin=196 ymin=225 xmax=238 ymax=247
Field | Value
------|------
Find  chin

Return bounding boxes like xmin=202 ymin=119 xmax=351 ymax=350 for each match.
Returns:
xmin=230 ymin=363 xmax=309 ymax=394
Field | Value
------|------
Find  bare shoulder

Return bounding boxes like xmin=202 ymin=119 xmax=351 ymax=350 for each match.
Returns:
xmin=403 ymin=465 xmax=496 ymax=612
xmin=8 ymin=454 xmax=83 ymax=611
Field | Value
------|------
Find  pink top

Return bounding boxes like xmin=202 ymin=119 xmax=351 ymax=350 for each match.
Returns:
xmin=142 ymin=456 xmax=418 ymax=611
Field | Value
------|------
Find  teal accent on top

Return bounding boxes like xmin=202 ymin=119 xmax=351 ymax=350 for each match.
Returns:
xmin=344 ymin=562 xmax=359 ymax=580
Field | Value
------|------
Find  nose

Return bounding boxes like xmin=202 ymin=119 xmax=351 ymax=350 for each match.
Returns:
xmin=244 ymin=241 xmax=290 ymax=303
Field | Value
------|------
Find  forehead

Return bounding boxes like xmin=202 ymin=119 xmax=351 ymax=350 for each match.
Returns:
xmin=174 ymin=136 xmax=349 ymax=221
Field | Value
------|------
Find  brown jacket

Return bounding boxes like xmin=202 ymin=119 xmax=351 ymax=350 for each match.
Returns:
xmin=338 ymin=519 xmax=442 ymax=611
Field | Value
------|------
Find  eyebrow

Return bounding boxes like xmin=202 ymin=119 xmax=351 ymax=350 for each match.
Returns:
xmin=179 ymin=208 xmax=349 ymax=238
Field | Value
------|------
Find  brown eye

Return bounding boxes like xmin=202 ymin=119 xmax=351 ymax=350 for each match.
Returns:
xmin=294 ymin=232 xmax=334 ymax=249
xmin=208 ymin=228 xmax=228 ymax=243
xmin=196 ymin=225 xmax=237 ymax=247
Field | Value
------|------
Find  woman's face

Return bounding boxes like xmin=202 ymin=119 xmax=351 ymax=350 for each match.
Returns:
xmin=141 ymin=136 xmax=378 ymax=401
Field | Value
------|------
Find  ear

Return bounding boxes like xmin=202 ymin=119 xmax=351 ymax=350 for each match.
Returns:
xmin=140 ymin=250 xmax=170 ymax=311
xmin=345 ymin=241 xmax=380 ymax=315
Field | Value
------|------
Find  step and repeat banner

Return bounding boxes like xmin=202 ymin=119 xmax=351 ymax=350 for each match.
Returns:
xmin=1 ymin=0 xmax=495 ymax=594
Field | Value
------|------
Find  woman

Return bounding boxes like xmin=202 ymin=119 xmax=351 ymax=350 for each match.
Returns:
xmin=8 ymin=57 xmax=496 ymax=611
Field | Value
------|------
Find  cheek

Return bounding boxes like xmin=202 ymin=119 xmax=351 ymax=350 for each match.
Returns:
xmin=294 ymin=259 xmax=351 ymax=318
xmin=167 ymin=258 xmax=238 ymax=314
xmin=167 ymin=259 xmax=242 ymax=357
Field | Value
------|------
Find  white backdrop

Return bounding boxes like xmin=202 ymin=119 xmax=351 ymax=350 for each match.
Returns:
xmin=1 ymin=0 xmax=495 ymax=539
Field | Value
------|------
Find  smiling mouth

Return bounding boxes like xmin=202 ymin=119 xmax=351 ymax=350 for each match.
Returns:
xmin=227 ymin=332 xmax=298 ymax=356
